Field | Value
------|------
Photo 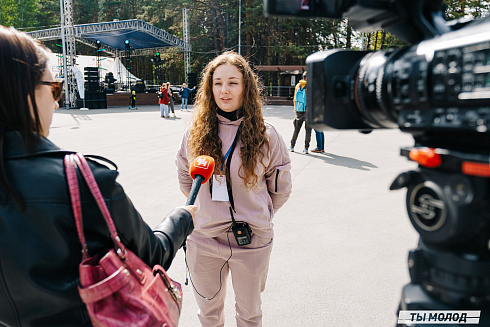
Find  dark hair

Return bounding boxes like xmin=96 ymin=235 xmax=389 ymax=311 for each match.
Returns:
xmin=0 ymin=26 xmax=48 ymax=207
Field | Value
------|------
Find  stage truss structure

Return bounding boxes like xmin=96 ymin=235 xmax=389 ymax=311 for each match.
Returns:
xmin=28 ymin=19 xmax=190 ymax=108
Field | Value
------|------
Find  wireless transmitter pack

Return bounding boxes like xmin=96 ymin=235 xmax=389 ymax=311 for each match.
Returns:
xmin=232 ymin=221 xmax=252 ymax=246
xmin=229 ymin=207 xmax=252 ymax=246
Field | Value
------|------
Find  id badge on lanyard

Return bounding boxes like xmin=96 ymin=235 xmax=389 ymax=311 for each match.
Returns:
xmin=212 ymin=175 xmax=229 ymax=201
xmin=212 ymin=140 xmax=232 ymax=202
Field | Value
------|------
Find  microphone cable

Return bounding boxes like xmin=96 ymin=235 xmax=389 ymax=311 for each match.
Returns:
xmin=183 ymin=224 xmax=234 ymax=301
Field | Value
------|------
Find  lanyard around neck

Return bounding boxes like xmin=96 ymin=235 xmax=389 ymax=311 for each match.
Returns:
xmin=220 ymin=122 xmax=242 ymax=171
xmin=211 ymin=122 xmax=242 ymax=212
xmin=225 ymin=122 xmax=242 ymax=212
xmin=221 ymin=141 xmax=234 ymax=172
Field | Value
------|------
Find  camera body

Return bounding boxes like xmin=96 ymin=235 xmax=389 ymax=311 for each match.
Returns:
xmin=306 ymin=20 xmax=490 ymax=148
xmin=265 ymin=0 xmax=490 ymax=317
xmin=265 ymin=0 xmax=490 ymax=248
xmin=265 ymin=0 xmax=490 ymax=151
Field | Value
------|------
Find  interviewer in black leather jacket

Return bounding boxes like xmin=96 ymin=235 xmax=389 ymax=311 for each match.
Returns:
xmin=0 ymin=26 xmax=196 ymax=327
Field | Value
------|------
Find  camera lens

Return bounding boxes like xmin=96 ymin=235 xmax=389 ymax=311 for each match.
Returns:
xmin=354 ymin=50 xmax=400 ymax=129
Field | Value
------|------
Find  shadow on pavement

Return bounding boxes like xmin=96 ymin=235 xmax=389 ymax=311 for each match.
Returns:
xmin=291 ymin=151 xmax=378 ymax=171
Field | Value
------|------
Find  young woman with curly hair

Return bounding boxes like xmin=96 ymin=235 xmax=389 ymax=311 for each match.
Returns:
xmin=176 ymin=51 xmax=292 ymax=327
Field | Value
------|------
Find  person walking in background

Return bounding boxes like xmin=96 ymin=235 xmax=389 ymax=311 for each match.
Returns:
xmin=159 ymin=82 xmax=170 ymax=118
xmin=176 ymin=51 xmax=292 ymax=327
xmin=289 ymin=71 xmax=311 ymax=154
xmin=167 ymin=82 xmax=176 ymax=118
xmin=179 ymin=82 xmax=196 ymax=111
xmin=312 ymin=129 xmax=325 ymax=153
xmin=0 ymin=26 xmax=196 ymax=326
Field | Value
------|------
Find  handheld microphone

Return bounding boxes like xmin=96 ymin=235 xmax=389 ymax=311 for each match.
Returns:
xmin=186 ymin=155 xmax=215 ymax=205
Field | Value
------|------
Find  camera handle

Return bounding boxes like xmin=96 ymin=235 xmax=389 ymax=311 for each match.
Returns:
xmin=404 ymin=0 xmax=450 ymax=41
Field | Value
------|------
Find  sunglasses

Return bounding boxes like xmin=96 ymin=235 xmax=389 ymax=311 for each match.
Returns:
xmin=39 ymin=81 xmax=64 ymax=101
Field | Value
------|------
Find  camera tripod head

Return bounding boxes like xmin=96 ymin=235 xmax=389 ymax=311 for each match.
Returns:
xmin=391 ymin=147 xmax=490 ymax=313
xmin=391 ymin=148 xmax=490 ymax=250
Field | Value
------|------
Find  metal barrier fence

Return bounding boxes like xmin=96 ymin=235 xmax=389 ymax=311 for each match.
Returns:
xmin=133 ymin=82 xmax=296 ymax=98
xmin=262 ymin=85 xmax=296 ymax=97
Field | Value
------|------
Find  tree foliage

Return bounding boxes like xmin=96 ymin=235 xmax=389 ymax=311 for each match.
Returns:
xmin=444 ymin=0 xmax=490 ymax=19
xmin=1 ymin=0 xmax=488 ymax=83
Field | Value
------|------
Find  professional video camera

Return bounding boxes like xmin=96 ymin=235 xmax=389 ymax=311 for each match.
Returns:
xmin=265 ymin=0 xmax=490 ymax=325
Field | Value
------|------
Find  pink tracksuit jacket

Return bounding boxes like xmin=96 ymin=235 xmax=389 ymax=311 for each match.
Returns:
xmin=176 ymin=115 xmax=292 ymax=239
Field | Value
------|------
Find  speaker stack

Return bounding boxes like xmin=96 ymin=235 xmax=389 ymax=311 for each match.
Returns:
xmin=187 ymin=73 xmax=198 ymax=104
xmin=133 ymin=81 xmax=145 ymax=93
xmin=77 ymin=67 xmax=107 ymax=109
xmin=187 ymin=73 xmax=198 ymax=88
xmin=104 ymin=72 xmax=116 ymax=94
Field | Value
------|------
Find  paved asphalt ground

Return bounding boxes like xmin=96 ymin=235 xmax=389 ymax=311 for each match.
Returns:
xmin=49 ymin=104 xmax=420 ymax=327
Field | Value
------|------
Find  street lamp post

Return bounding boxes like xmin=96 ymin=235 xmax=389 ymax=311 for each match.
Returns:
xmin=238 ymin=0 xmax=242 ymax=55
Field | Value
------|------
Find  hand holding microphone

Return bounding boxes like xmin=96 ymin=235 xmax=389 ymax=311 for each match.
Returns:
xmin=186 ymin=155 xmax=215 ymax=205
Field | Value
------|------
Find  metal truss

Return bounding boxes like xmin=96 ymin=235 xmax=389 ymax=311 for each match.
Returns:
xmin=32 ymin=0 xmax=79 ymax=108
xmin=28 ymin=19 xmax=190 ymax=106
xmin=28 ymin=27 xmax=62 ymax=41
xmin=29 ymin=19 xmax=189 ymax=57
xmin=63 ymin=0 xmax=77 ymax=108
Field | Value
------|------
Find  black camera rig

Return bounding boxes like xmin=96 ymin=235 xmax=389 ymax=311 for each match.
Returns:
xmin=265 ymin=0 xmax=490 ymax=325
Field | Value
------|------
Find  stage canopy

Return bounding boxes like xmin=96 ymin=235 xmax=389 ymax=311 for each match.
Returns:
xmin=28 ymin=19 xmax=189 ymax=106
xmin=28 ymin=19 xmax=188 ymax=56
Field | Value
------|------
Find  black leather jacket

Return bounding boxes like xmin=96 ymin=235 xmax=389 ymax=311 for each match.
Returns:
xmin=0 ymin=131 xmax=194 ymax=327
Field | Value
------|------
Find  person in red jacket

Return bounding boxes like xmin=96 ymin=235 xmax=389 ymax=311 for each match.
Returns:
xmin=159 ymin=82 xmax=170 ymax=118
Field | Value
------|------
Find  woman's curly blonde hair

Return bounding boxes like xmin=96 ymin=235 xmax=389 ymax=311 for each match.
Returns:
xmin=188 ymin=51 xmax=268 ymax=189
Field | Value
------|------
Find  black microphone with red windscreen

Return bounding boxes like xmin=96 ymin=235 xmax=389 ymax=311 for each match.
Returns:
xmin=186 ymin=156 xmax=215 ymax=205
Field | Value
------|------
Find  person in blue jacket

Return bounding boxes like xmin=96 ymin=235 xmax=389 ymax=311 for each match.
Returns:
xmin=179 ymin=82 xmax=196 ymax=111
xmin=289 ymin=72 xmax=312 ymax=154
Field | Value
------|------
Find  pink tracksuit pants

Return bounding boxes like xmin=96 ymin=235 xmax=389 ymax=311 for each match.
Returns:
xmin=186 ymin=231 xmax=274 ymax=327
